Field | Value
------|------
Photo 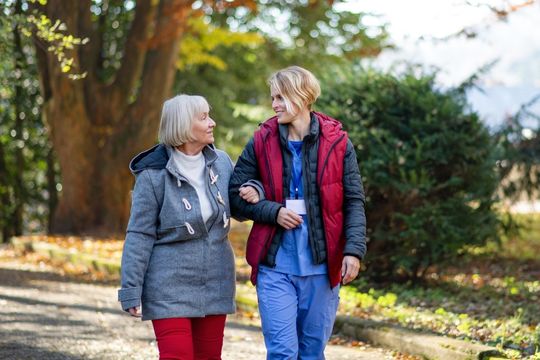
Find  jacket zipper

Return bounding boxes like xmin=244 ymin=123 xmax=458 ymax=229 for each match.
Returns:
xmin=318 ymin=134 xmax=346 ymax=185
xmin=301 ymin=141 xmax=319 ymax=262
xmin=259 ymin=132 xmax=279 ymax=267
xmin=315 ymin=133 xmax=346 ymax=264
xmin=263 ymin=134 xmax=277 ymax=201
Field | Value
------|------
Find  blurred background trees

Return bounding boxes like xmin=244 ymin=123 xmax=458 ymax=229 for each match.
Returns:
xmin=1 ymin=0 xmax=57 ymax=241
xmin=0 ymin=0 xmax=390 ymax=236
xmin=0 ymin=0 xmax=538 ymax=282
xmin=496 ymin=95 xmax=540 ymax=203
xmin=319 ymin=68 xmax=500 ymax=280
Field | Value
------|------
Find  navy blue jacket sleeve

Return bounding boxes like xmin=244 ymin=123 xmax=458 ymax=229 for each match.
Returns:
xmin=342 ymin=139 xmax=367 ymax=260
xmin=229 ymin=138 xmax=283 ymax=224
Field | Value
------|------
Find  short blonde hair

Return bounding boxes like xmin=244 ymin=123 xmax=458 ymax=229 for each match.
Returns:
xmin=268 ymin=66 xmax=321 ymax=115
xmin=158 ymin=94 xmax=209 ymax=146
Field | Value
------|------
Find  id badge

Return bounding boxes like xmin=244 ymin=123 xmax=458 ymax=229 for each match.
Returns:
xmin=285 ymin=199 xmax=307 ymax=215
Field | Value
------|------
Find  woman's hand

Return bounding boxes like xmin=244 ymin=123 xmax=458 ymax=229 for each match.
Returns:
xmin=239 ymin=186 xmax=260 ymax=204
xmin=276 ymin=207 xmax=303 ymax=229
xmin=341 ymin=256 xmax=361 ymax=285
xmin=128 ymin=306 xmax=142 ymax=318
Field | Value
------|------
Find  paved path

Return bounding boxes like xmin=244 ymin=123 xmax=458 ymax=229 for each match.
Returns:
xmin=0 ymin=260 xmax=393 ymax=360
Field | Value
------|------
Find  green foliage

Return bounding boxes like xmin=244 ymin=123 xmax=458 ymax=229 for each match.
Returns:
xmin=495 ymin=95 xmax=540 ymax=202
xmin=318 ymin=67 xmax=501 ymax=280
xmin=341 ymin=261 xmax=540 ymax=358
xmin=177 ymin=17 xmax=263 ymax=71
xmin=174 ymin=15 xmax=269 ymax=157
xmin=0 ymin=1 xmax=56 ymax=239
xmin=26 ymin=13 xmax=88 ymax=76
xmin=89 ymin=0 xmax=134 ymax=82
xmin=210 ymin=0 xmax=391 ymax=67
xmin=3 ymin=0 xmax=88 ymax=78
xmin=177 ymin=1 xmax=391 ymax=159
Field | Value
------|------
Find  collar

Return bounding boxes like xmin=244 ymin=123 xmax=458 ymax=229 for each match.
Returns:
xmin=278 ymin=112 xmax=320 ymax=146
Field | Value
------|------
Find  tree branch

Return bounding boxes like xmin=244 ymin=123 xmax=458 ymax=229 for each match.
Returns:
xmin=99 ymin=0 xmax=159 ymax=126
xmin=466 ymin=0 xmax=535 ymax=20
xmin=78 ymin=0 xmax=98 ymax=74
xmin=77 ymin=0 xmax=104 ymax=130
xmin=114 ymin=0 xmax=191 ymax=156
xmin=33 ymin=34 xmax=52 ymax=103
xmin=41 ymin=0 xmax=83 ymax=87
xmin=111 ymin=0 xmax=158 ymax=99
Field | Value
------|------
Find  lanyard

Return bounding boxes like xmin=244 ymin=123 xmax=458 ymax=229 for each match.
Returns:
xmin=294 ymin=184 xmax=300 ymax=199
xmin=289 ymin=140 xmax=303 ymax=200
xmin=292 ymin=158 xmax=303 ymax=200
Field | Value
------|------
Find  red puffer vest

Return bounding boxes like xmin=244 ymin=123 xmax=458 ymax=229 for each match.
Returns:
xmin=246 ymin=111 xmax=348 ymax=287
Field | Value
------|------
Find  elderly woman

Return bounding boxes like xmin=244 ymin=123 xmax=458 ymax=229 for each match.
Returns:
xmin=118 ymin=94 xmax=258 ymax=360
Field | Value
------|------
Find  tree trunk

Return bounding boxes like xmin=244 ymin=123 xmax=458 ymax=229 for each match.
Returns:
xmin=13 ymin=0 xmax=24 ymax=236
xmin=34 ymin=0 xmax=192 ymax=235
xmin=46 ymin=146 xmax=58 ymax=234
xmin=0 ymin=141 xmax=12 ymax=243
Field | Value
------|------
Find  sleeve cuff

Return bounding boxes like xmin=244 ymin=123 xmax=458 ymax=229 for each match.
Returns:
xmin=118 ymin=286 xmax=142 ymax=302
xmin=120 ymin=299 xmax=140 ymax=311
xmin=118 ymin=287 xmax=142 ymax=311
xmin=343 ymin=252 xmax=364 ymax=261
xmin=241 ymin=179 xmax=266 ymax=201
xmin=274 ymin=205 xmax=284 ymax=224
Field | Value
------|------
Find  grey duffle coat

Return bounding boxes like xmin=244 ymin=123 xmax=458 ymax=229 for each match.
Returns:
xmin=118 ymin=144 xmax=236 ymax=321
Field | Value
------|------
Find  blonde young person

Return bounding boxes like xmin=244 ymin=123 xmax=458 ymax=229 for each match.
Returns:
xmin=229 ymin=66 xmax=367 ymax=359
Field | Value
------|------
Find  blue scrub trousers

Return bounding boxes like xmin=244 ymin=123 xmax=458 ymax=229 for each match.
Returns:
xmin=256 ymin=266 xmax=340 ymax=360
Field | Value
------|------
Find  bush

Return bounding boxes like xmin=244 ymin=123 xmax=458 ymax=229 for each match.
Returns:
xmin=318 ymin=68 xmax=500 ymax=280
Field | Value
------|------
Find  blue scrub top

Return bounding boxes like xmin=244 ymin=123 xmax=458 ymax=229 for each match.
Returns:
xmin=269 ymin=140 xmax=327 ymax=276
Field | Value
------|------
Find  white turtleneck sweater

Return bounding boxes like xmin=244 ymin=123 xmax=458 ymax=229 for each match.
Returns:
xmin=171 ymin=149 xmax=213 ymax=224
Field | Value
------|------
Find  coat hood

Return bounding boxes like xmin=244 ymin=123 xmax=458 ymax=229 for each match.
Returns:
xmin=129 ymin=144 xmax=169 ymax=174
xmin=129 ymin=143 xmax=218 ymax=175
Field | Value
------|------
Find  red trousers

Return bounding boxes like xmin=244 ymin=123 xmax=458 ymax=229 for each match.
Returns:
xmin=152 ymin=315 xmax=227 ymax=360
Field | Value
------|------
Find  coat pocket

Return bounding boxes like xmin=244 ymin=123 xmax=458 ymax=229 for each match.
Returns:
xmin=156 ymin=223 xmax=201 ymax=244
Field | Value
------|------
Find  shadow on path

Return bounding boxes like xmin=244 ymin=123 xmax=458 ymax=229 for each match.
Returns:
xmin=0 ymin=342 xmax=85 ymax=360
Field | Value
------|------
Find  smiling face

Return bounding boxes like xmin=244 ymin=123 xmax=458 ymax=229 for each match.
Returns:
xmin=268 ymin=66 xmax=321 ymax=125
xmin=271 ymin=91 xmax=299 ymax=124
xmin=190 ymin=104 xmax=215 ymax=147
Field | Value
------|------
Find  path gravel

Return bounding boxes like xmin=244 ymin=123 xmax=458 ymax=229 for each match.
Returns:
xmin=0 ymin=259 xmax=393 ymax=359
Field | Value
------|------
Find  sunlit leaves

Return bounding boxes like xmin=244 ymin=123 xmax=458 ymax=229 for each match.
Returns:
xmin=177 ymin=17 xmax=263 ymax=71
xmin=341 ymin=254 xmax=540 ymax=358
xmin=26 ymin=14 xmax=87 ymax=77
xmin=4 ymin=1 xmax=86 ymax=79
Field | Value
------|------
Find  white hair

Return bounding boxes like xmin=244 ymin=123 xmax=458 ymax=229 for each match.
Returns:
xmin=158 ymin=94 xmax=209 ymax=146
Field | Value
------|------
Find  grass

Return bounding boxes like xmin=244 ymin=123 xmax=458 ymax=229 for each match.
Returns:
xmin=470 ymin=213 xmax=540 ymax=260
xmin=340 ymin=213 xmax=540 ymax=359
xmin=3 ymin=215 xmax=539 ymax=359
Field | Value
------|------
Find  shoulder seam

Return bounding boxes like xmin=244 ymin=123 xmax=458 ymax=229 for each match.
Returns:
xmin=143 ymin=170 xmax=159 ymax=206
